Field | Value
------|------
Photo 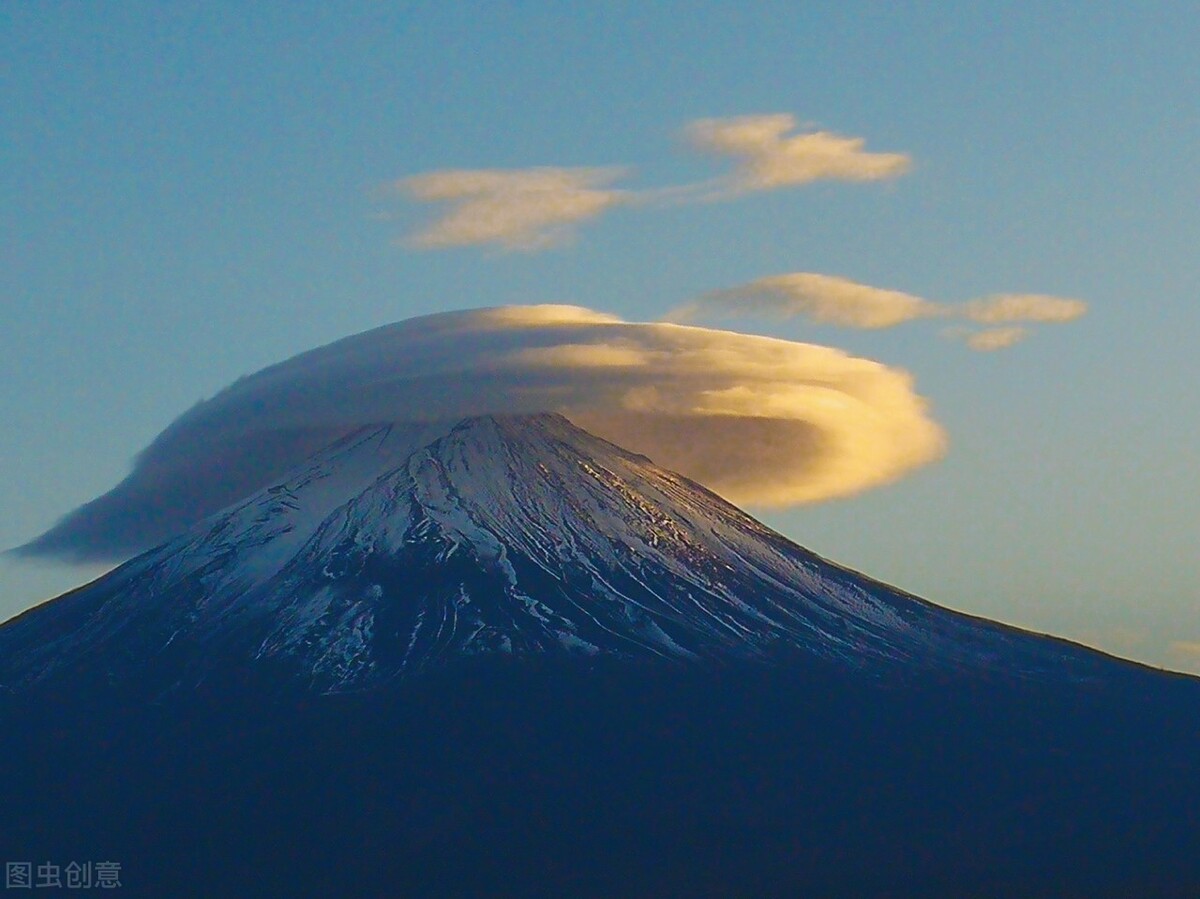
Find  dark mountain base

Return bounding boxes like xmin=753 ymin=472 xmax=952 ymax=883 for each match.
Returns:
xmin=4 ymin=658 xmax=1199 ymax=898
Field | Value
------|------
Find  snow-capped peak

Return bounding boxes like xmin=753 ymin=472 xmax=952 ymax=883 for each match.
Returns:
xmin=0 ymin=414 xmax=1116 ymax=693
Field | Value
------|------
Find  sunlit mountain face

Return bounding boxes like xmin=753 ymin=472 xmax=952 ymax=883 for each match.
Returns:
xmin=3 ymin=415 xmax=1198 ymax=897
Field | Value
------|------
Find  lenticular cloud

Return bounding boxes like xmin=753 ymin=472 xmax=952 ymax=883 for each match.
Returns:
xmin=21 ymin=305 xmax=946 ymax=561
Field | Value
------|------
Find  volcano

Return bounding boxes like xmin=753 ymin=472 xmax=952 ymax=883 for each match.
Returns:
xmin=2 ymin=414 xmax=1198 ymax=897
xmin=0 ymin=413 xmax=1130 ymax=691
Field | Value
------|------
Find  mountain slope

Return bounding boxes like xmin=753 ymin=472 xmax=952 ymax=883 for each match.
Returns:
xmin=2 ymin=414 xmax=1198 ymax=897
xmin=0 ymin=413 xmax=1120 ymax=694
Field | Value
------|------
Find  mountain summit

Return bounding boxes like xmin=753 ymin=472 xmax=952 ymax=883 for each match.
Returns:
xmin=2 ymin=413 xmax=1110 ymax=694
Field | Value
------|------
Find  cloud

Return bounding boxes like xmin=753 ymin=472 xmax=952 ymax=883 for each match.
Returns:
xmin=1168 ymin=641 xmax=1200 ymax=674
xmin=959 ymin=294 xmax=1089 ymax=324
xmin=20 ymin=306 xmax=946 ymax=561
xmin=685 ymin=114 xmax=912 ymax=193
xmin=1168 ymin=641 xmax=1200 ymax=659
xmin=672 ymin=272 xmax=1087 ymax=351
xmin=671 ymin=273 xmax=940 ymax=329
xmin=390 ymin=114 xmax=910 ymax=251
xmin=957 ymin=327 xmax=1029 ymax=351
xmin=397 ymin=167 xmax=629 ymax=250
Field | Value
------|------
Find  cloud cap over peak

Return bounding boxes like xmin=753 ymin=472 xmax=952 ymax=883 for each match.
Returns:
xmin=20 ymin=306 xmax=946 ymax=562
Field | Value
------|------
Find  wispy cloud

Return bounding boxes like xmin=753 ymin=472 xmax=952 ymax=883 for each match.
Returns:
xmin=671 ymin=272 xmax=1087 ymax=351
xmin=959 ymin=294 xmax=1089 ymax=324
xmin=397 ymin=167 xmax=629 ymax=251
xmin=684 ymin=114 xmax=911 ymax=194
xmin=958 ymin=327 xmax=1029 ymax=351
xmin=670 ymin=273 xmax=939 ymax=329
xmin=389 ymin=113 xmax=912 ymax=250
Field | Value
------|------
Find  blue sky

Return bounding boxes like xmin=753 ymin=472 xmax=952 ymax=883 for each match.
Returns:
xmin=2 ymin=2 xmax=1197 ymax=671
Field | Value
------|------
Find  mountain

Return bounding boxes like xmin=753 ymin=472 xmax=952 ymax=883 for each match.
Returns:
xmin=2 ymin=414 xmax=1198 ymax=897
xmin=0 ymin=413 xmax=1121 ymax=694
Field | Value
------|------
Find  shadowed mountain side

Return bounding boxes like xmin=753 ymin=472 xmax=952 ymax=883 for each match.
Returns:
xmin=2 ymin=414 xmax=1197 ymax=896
xmin=2 ymin=657 xmax=1198 ymax=898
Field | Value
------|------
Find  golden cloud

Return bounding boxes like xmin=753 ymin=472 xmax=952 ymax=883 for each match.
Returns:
xmin=398 ymin=167 xmax=629 ymax=250
xmin=23 ymin=306 xmax=947 ymax=559
xmin=674 ymin=272 xmax=1088 ymax=351
xmin=960 ymin=294 xmax=1089 ymax=324
xmin=685 ymin=114 xmax=912 ymax=192
xmin=671 ymin=273 xmax=939 ymax=329
xmin=960 ymin=327 xmax=1028 ymax=351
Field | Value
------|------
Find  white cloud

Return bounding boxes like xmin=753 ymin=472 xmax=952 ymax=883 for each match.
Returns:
xmin=685 ymin=114 xmax=912 ymax=193
xmin=398 ymin=167 xmax=629 ymax=250
xmin=21 ymin=306 xmax=946 ymax=560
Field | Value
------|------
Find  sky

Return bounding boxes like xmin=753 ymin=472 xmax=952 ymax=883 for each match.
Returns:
xmin=2 ymin=2 xmax=1197 ymax=673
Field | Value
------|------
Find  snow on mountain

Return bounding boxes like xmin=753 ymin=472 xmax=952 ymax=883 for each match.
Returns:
xmin=0 ymin=413 xmax=1115 ymax=694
